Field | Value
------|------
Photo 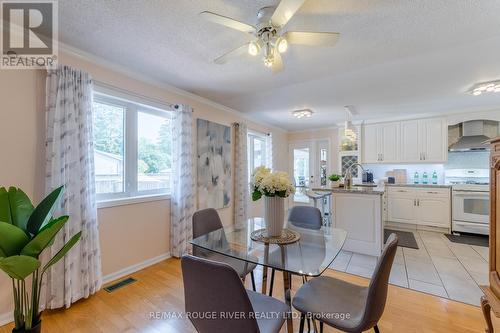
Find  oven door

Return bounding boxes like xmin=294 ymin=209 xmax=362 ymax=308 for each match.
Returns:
xmin=452 ymin=191 xmax=490 ymax=224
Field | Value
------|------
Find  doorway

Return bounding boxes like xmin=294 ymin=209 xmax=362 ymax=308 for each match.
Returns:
xmin=289 ymin=139 xmax=330 ymax=204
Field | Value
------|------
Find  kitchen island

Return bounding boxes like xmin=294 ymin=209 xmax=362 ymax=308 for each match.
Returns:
xmin=312 ymin=186 xmax=384 ymax=256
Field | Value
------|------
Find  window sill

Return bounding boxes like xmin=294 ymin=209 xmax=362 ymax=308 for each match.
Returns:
xmin=97 ymin=194 xmax=170 ymax=209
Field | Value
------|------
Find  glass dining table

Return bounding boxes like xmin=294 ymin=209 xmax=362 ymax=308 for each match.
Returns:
xmin=190 ymin=217 xmax=347 ymax=333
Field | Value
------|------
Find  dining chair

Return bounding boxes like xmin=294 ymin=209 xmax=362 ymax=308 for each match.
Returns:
xmin=192 ymin=208 xmax=257 ymax=291
xmin=268 ymin=205 xmax=323 ymax=295
xmin=292 ymin=233 xmax=399 ymax=333
xmin=181 ymin=255 xmax=288 ymax=333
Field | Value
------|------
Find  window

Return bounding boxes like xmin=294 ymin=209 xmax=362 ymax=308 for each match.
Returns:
xmin=93 ymin=91 xmax=171 ymax=201
xmin=248 ymin=132 xmax=268 ymax=178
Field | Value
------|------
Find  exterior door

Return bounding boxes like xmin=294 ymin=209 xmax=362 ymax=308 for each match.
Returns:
xmin=290 ymin=142 xmax=315 ymax=203
xmin=289 ymin=140 xmax=330 ymax=204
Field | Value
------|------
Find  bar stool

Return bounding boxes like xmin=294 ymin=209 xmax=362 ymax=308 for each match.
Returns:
xmin=304 ymin=190 xmax=332 ymax=227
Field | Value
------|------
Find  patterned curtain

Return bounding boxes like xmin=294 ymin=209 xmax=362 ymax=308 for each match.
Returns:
xmin=266 ymin=133 xmax=273 ymax=170
xmin=43 ymin=65 xmax=102 ymax=309
xmin=170 ymin=104 xmax=196 ymax=257
xmin=233 ymin=123 xmax=248 ymax=224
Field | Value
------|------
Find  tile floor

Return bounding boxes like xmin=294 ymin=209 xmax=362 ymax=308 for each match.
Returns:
xmin=330 ymin=229 xmax=488 ymax=306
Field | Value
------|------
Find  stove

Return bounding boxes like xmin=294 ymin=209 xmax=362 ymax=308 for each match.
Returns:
xmin=445 ymin=169 xmax=490 ymax=235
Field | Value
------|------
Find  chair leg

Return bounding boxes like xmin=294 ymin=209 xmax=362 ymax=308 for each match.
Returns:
xmin=374 ymin=324 xmax=380 ymax=333
xmin=320 ymin=321 xmax=324 ymax=333
xmin=298 ymin=313 xmax=305 ymax=333
xmin=269 ymin=269 xmax=275 ymax=296
xmin=250 ymin=271 xmax=256 ymax=292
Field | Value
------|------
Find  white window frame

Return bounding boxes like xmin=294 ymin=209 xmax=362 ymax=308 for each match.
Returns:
xmin=248 ymin=131 xmax=268 ymax=176
xmin=93 ymin=89 xmax=172 ymax=204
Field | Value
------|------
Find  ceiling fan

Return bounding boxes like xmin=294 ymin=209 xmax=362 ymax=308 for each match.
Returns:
xmin=200 ymin=0 xmax=340 ymax=73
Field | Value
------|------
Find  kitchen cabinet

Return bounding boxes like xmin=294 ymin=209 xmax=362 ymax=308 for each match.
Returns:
xmin=386 ymin=186 xmax=451 ymax=229
xmin=400 ymin=118 xmax=447 ymax=163
xmin=387 ymin=188 xmax=416 ymax=224
xmin=361 ymin=117 xmax=447 ymax=164
xmin=361 ymin=122 xmax=400 ymax=163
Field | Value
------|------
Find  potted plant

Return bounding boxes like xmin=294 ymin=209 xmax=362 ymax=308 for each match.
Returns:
xmin=251 ymin=167 xmax=295 ymax=237
xmin=0 ymin=186 xmax=81 ymax=333
xmin=329 ymin=174 xmax=342 ymax=188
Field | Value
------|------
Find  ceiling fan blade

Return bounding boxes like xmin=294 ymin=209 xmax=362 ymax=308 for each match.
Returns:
xmin=272 ymin=51 xmax=284 ymax=73
xmin=284 ymin=31 xmax=340 ymax=46
xmin=214 ymin=43 xmax=250 ymax=64
xmin=200 ymin=11 xmax=255 ymax=34
xmin=271 ymin=0 xmax=307 ymax=27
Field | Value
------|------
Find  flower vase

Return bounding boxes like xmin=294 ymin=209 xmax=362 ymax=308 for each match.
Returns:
xmin=264 ymin=196 xmax=285 ymax=237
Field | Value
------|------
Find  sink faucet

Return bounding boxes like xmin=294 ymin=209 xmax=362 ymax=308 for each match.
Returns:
xmin=344 ymin=163 xmax=365 ymax=189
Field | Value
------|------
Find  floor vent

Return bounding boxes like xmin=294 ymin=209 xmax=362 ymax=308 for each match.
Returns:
xmin=104 ymin=277 xmax=137 ymax=293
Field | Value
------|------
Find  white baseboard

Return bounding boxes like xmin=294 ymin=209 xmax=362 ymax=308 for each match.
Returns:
xmin=0 ymin=252 xmax=171 ymax=327
xmin=0 ymin=311 xmax=13 ymax=327
xmin=102 ymin=252 xmax=171 ymax=285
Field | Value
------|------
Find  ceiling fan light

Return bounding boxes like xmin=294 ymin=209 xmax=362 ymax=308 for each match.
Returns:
xmin=264 ymin=57 xmax=274 ymax=67
xmin=277 ymin=37 xmax=288 ymax=53
xmin=248 ymin=41 xmax=260 ymax=56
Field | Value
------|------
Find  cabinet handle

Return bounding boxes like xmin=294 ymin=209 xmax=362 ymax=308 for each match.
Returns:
xmin=417 ymin=199 xmax=420 ymax=206
xmin=426 ymin=191 xmax=438 ymax=194
xmin=419 ymin=153 xmax=422 ymax=160
xmin=413 ymin=199 xmax=416 ymax=206
xmin=423 ymin=153 xmax=426 ymax=160
xmin=397 ymin=190 xmax=408 ymax=193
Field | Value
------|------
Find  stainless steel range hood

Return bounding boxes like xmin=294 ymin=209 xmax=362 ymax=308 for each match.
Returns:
xmin=448 ymin=120 xmax=490 ymax=152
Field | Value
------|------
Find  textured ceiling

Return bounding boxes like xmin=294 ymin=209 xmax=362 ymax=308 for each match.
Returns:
xmin=58 ymin=0 xmax=500 ymax=130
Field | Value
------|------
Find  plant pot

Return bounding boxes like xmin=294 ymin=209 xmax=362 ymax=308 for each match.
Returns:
xmin=264 ymin=196 xmax=285 ymax=237
xmin=12 ymin=321 xmax=41 ymax=333
xmin=330 ymin=180 xmax=340 ymax=188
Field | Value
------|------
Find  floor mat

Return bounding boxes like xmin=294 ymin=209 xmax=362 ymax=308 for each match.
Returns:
xmin=445 ymin=233 xmax=489 ymax=247
xmin=384 ymin=229 xmax=419 ymax=249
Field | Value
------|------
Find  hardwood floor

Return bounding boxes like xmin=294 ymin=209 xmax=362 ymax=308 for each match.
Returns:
xmin=1 ymin=258 xmax=499 ymax=333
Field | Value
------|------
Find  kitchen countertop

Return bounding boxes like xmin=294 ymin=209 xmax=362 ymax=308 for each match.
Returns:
xmin=311 ymin=186 xmax=384 ymax=195
xmin=385 ymin=183 xmax=452 ymax=189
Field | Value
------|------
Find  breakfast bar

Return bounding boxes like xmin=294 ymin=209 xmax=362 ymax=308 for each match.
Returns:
xmin=312 ymin=186 xmax=385 ymax=256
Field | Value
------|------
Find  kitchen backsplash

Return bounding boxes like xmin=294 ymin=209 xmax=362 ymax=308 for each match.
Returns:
xmin=363 ymin=164 xmax=445 ymax=184
xmin=445 ymin=151 xmax=490 ymax=169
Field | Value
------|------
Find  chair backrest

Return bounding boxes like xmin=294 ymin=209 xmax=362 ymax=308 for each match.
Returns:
xmin=192 ymin=208 xmax=224 ymax=238
xmin=360 ymin=233 xmax=398 ymax=329
xmin=288 ymin=206 xmax=322 ymax=230
xmin=181 ymin=255 xmax=260 ymax=333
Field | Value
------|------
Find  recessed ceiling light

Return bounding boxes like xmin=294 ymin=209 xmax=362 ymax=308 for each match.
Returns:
xmin=469 ymin=80 xmax=500 ymax=96
xmin=292 ymin=109 xmax=313 ymax=119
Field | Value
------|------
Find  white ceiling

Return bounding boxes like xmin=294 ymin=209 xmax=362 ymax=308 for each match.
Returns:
xmin=58 ymin=0 xmax=500 ymax=131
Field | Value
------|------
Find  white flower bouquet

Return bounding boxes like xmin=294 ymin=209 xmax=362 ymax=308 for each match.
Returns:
xmin=251 ymin=166 xmax=295 ymax=201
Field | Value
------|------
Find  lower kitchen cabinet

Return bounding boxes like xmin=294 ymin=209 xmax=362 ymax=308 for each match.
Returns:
xmin=387 ymin=186 xmax=451 ymax=229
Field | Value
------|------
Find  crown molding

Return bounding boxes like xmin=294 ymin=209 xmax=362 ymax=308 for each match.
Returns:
xmin=57 ymin=41 xmax=287 ymax=133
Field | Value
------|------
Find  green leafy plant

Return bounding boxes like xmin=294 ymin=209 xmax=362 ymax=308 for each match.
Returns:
xmin=328 ymin=174 xmax=341 ymax=182
xmin=0 ymin=186 xmax=81 ymax=331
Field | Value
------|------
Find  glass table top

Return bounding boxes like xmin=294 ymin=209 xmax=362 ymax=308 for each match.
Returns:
xmin=190 ymin=218 xmax=347 ymax=277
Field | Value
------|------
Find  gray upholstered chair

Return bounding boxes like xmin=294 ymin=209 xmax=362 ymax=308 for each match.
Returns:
xmin=181 ymin=255 xmax=288 ymax=333
xmin=192 ymin=208 xmax=257 ymax=291
xmin=288 ymin=205 xmax=322 ymax=230
xmin=292 ymin=234 xmax=399 ymax=333
xmin=268 ymin=205 xmax=323 ymax=296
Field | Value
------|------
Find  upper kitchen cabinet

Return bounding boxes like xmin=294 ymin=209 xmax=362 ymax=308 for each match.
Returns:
xmin=361 ymin=122 xmax=400 ymax=163
xmin=400 ymin=118 xmax=447 ymax=163
xmin=421 ymin=118 xmax=448 ymax=162
xmin=362 ymin=117 xmax=447 ymax=164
